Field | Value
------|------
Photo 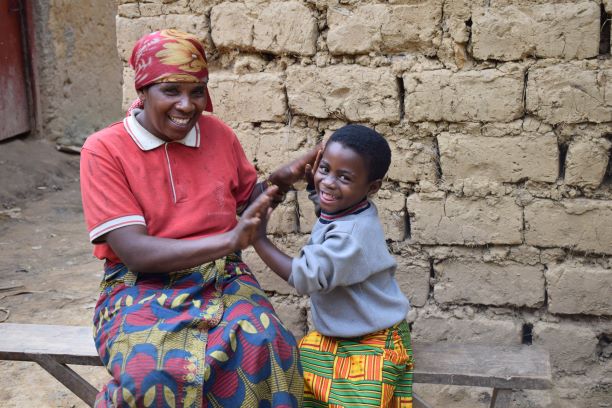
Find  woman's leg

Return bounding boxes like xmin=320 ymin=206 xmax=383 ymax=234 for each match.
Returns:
xmin=203 ymin=268 xmax=303 ymax=407
xmin=93 ymin=263 xmax=228 ymax=408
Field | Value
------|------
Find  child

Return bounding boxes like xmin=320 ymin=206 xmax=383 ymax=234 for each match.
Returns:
xmin=254 ymin=124 xmax=414 ymax=407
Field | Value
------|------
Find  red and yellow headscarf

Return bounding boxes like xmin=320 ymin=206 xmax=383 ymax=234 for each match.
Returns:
xmin=129 ymin=29 xmax=213 ymax=112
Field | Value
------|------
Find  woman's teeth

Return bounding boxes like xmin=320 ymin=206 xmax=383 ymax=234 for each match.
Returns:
xmin=169 ymin=116 xmax=190 ymax=126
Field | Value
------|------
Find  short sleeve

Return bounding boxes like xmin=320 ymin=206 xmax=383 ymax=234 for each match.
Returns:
xmin=80 ymin=143 xmax=145 ymax=243
xmin=231 ymin=136 xmax=257 ymax=211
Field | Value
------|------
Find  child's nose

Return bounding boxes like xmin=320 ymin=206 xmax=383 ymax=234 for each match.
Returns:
xmin=321 ymin=174 xmax=336 ymax=188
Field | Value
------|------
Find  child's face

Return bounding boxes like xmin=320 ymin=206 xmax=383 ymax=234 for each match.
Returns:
xmin=314 ymin=141 xmax=381 ymax=214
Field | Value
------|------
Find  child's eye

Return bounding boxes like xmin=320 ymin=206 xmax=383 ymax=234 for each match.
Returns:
xmin=339 ymin=175 xmax=350 ymax=182
xmin=318 ymin=166 xmax=329 ymax=174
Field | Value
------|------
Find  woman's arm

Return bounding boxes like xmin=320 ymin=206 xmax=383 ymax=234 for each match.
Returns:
xmin=105 ymin=188 xmax=274 ymax=274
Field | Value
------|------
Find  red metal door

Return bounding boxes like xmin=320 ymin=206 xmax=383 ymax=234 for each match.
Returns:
xmin=0 ymin=0 xmax=30 ymax=140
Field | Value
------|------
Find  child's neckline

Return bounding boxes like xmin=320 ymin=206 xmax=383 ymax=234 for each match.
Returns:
xmin=319 ymin=198 xmax=370 ymax=224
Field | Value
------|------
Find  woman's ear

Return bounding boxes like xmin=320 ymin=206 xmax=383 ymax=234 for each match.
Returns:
xmin=367 ymin=179 xmax=383 ymax=196
xmin=137 ymin=89 xmax=146 ymax=103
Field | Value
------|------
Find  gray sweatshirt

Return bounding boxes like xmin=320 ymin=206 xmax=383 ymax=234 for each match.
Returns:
xmin=289 ymin=202 xmax=410 ymax=337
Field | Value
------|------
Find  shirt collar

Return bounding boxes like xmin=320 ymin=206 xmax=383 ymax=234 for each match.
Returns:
xmin=319 ymin=198 xmax=370 ymax=224
xmin=123 ymin=108 xmax=200 ymax=151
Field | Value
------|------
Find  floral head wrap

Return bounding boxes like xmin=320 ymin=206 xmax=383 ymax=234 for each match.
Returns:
xmin=129 ymin=29 xmax=212 ymax=112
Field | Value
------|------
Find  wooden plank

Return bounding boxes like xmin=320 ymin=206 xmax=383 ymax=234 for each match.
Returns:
xmin=0 ymin=323 xmax=553 ymax=392
xmin=0 ymin=323 xmax=101 ymax=365
xmin=413 ymin=342 xmax=552 ymax=390
xmin=33 ymin=354 xmax=98 ymax=407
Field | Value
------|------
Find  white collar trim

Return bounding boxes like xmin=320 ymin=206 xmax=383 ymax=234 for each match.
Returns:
xmin=123 ymin=109 xmax=200 ymax=151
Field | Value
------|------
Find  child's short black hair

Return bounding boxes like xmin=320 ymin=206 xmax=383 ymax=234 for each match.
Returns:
xmin=327 ymin=124 xmax=391 ymax=181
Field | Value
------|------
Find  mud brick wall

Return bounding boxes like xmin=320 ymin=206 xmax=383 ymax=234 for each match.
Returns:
xmin=116 ymin=1 xmax=612 ymax=406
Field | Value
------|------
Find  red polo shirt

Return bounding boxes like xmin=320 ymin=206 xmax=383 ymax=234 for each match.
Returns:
xmin=80 ymin=111 xmax=257 ymax=264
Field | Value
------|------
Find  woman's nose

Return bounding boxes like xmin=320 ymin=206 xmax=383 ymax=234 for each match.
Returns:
xmin=176 ymin=95 xmax=194 ymax=112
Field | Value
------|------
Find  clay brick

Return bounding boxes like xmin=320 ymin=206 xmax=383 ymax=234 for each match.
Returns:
xmin=404 ymin=68 xmax=524 ymax=122
xmin=472 ymin=2 xmax=600 ymax=60
xmin=434 ymin=261 xmax=545 ymax=307
xmin=525 ymin=199 xmax=612 ymax=255
xmin=117 ymin=3 xmax=140 ymax=18
xmin=297 ymin=189 xmax=318 ymax=234
xmin=327 ymin=1 xmax=442 ymax=55
xmin=407 ymin=194 xmax=523 ymax=245
xmin=565 ymin=137 xmax=612 ymax=189
xmin=546 ymin=262 xmax=612 ymax=316
xmin=267 ymin=192 xmax=298 ymax=235
xmin=234 ymin=125 xmax=320 ymax=175
xmin=121 ymin=65 xmax=137 ymax=112
xmin=533 ymin=321 xmax=598 ymax=374
xmin=526 ymin=64 xmax=612 ymax=124
xmin=387 ymin=138 xmax=438 ymax=183
xmin=373 ymin=190 xmax=406 ymax=242
xmin=207 ymin=72 xmax=286 ymax=123
xmin=438 ymin=132 xmax=558 ymax=183
xmin=210 ymin=3 xmax=254 ymax=49
xmin=413 ymin=314 xmax=522 ymax=345
xmin=395 ymin=258 xmax=430 ymax=308
xmin=286 ymin=65 xmax=400 ymax=123
xmin=253 ymin=2 xmax=317 ymax=56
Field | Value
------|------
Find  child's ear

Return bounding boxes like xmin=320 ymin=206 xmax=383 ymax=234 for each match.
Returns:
xmin=367 ymin=179 xmax=383 ymax=196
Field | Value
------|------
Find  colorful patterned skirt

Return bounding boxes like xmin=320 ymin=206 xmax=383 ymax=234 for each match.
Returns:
xmin=298 ymin=321 xmax=414 ymax=408
xmin=93 ymin=255 xmax=303 ymax=407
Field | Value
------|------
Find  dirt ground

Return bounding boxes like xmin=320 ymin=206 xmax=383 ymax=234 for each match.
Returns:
xmin=0 ymin=138 xmax=109 ymax=407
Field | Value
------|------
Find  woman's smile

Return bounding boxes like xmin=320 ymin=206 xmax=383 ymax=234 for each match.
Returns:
xmin=168 ymin=115 xmax=192 ymax=127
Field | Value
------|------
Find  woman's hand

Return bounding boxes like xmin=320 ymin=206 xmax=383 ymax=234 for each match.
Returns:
xmin=268 ymin=143 xmax=324 ymax=193
xmin=231 ymin=186 xmax=276 ymax=250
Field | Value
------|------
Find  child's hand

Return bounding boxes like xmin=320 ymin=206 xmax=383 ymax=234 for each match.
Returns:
xmin=268 ymin=143 xmax=324 ymax=193
xmin=232 ymin=188 xmax=275 ymax=250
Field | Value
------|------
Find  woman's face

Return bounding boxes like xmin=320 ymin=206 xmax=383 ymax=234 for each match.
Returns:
xmin=137 ymin=82 xmax=208 ymax=142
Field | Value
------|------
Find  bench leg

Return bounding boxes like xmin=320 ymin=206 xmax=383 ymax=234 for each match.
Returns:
xmin=413 ymin=392 xmax=434 ymax=408
xmin=490 ymin=388 xmax=513 ymax=408
xmin=32 ymin=354 xmax=98 ymax=407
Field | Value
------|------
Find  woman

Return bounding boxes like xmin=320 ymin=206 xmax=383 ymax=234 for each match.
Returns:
xmin=80 ymin=29 xmax=314 ymax=407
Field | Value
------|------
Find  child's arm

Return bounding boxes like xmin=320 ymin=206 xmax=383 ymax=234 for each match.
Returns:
xmin=253 ymin=235 xmax=293 ymax=282
xmin=253 ymin=205 xmax=293 ymax=281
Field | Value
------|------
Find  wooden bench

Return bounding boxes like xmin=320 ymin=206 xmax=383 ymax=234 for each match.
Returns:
xmin=0 ymin=323 xmax=552 ymax=408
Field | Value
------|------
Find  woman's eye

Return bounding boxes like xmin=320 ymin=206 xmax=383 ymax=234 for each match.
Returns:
xmin=192 ymin=88 xmax=205 ymax=97
xmin=163 ymin=88 xmax=179 ymax=96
